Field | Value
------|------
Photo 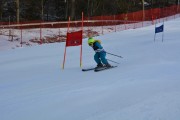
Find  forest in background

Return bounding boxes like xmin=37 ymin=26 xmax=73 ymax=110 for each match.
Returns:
xmin=0 ymin=0 xmax=178 ymax=22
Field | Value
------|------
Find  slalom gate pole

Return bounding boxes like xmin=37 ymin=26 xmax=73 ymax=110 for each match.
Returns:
xmin=107 ymin=59 xmax=120 ymax=64
xmin=106 ymin=52 xmax=123 ymax=58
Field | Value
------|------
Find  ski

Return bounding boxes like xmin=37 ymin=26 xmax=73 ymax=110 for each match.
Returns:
xmin=82 ymin=66 xmax=117 ymax=72
xmin=82 ymin=67 xmax=95 ymax=71
xmin=94 ymin=66 xmax=117 ymax=72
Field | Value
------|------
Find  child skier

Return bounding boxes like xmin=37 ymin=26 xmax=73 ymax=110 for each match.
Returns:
xmin=88 ymin=35 xmax=111 ymax=68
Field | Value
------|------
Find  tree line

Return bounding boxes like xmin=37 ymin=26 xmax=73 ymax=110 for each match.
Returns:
xmin=0 ymin=0 xmax=178 ymax=22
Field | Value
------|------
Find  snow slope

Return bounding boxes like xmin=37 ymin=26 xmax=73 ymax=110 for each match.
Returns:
xmin=0 ymin=18 xmax=180 ymax=120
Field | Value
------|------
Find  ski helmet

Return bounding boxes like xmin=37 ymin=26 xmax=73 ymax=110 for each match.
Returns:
xmin=88 ymin=38 xmax=95 ymax=45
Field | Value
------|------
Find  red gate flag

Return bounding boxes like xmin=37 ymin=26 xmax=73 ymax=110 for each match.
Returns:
xmin=62 ymin=13 xmax=84 ymax=69
xmin=66 ymin=30 xmax=82 ymax=47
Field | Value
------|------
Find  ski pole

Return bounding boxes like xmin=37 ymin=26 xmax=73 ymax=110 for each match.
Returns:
xmin=106 ymin=52 xmax=123 ymax=58
xmin=107 ymin=59 xmax=120 ymax=64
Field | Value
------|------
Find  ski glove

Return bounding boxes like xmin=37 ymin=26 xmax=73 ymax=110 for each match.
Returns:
xmin=95 ymin=48 xmax=105 ymax=53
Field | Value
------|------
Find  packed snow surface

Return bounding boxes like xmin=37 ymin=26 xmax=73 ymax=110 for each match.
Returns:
xmin=0 ymin=18 xmax=180 ymax=120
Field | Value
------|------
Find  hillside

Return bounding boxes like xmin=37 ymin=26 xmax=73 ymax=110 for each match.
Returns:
xmin=0 ymin=18 xmax=180 ymax=120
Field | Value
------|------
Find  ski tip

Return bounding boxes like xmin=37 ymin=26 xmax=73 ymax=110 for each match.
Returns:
xmin=82 ymin=67 xmax=95 ymax=72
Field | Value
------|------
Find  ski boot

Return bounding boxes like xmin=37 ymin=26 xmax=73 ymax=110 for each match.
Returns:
xmin=105 ymin=63 xmax=111 ymax=68
xmin=95 ymin=63 xmax=104 ymax=69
